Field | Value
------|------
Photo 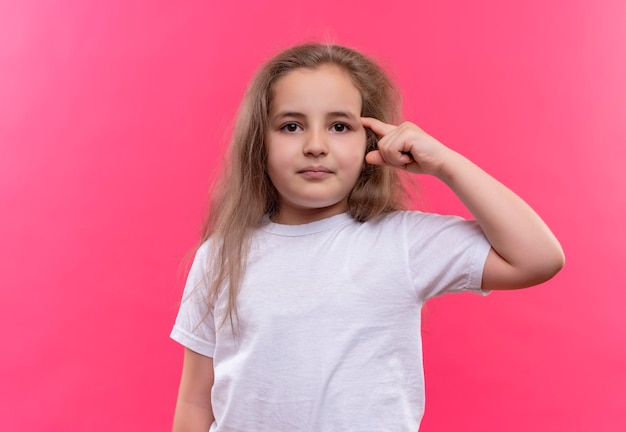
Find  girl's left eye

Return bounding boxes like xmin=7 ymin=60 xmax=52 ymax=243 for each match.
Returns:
xmin=331 ymin=123 xmax=350 ymax=132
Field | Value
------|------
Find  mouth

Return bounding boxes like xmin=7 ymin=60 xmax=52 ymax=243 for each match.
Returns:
xmin=297 ymin=166 xmax=333 ymax=179
xmin=297 ymin=166 xmax=332 ymax=174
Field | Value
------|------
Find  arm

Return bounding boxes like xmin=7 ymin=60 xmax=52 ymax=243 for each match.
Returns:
xmin=361 ymin=117 xmax=565 ymax=290
xmin=173 ymin=348 xmax=215 ymax=432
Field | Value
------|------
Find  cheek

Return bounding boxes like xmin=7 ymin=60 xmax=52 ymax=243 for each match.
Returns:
xmin=266 ymin=153 xmax=285 ymax=181
xmin=266 ymin=137 xmax=290 ymax=173
xmin=339 ymin=135 xmax=367 ymax=171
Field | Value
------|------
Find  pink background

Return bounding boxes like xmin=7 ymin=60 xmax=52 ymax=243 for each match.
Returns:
xmin=1 ymin=0 xmax=624 ymax=430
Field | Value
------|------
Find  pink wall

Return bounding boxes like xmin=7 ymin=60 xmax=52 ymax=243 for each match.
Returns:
xmin=1 ymin=0 xmax=624 ymax=430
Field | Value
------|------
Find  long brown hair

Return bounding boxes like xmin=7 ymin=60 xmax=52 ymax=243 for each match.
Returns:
xmin=201 ymin=43 xmax=408 ymax=326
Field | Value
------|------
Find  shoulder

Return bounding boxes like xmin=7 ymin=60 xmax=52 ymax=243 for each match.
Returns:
xmin=187 ymin=240 xmax=212 ymax=270
xmin=366 ymin=210 xmax=467 ymax=232
xmin=196 ymin=239 xmax=211 ymax=257
xmin=185 ymin=238 xmax=220 ymax=281
xmin=363 ymin=210 xmax=486 ymax=251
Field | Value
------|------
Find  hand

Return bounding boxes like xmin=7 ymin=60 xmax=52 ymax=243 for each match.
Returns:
xmin=362 ymin=117 xmax=450 ymax=177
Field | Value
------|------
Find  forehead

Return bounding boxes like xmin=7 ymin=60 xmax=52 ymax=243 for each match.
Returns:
xmin=269 ymin=65 xmax=362 ymax=116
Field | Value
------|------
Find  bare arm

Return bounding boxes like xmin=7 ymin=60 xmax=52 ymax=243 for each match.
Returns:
xmin=362 ymin=117 xmax=565 ymax=290
xmin=435 ymin=150 xmax=564 ymax=290
xmin=173 ymin=348 xmax=215 ymax=432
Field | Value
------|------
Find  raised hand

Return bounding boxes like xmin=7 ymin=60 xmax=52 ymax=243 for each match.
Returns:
xmin=361 ymin=117 xmax=450 ymax=177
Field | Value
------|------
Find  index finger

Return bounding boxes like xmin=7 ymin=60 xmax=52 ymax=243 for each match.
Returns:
xmin=361 ymin=117 xmax=396 ymax=137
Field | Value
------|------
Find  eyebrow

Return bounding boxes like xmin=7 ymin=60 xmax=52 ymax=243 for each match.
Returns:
xmin=272 ymin=111 xmax=359 ymax=121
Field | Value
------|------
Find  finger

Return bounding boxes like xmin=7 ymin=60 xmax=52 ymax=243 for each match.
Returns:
xmin=365 ymin=150 xmax=385 ymax=166
xmin=365 ymin=150 xmax=414 ymax=167
xmin=397 ymin=152 xmax=414 ymax=165
xmin=361 ymin=117 xmax=396 ymax=137
xmin=377 ymin=130 xmax=415 ymax=164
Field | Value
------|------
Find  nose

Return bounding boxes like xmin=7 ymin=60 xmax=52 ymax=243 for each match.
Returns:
xmin=303 ymin=129 xmax=328 ymax=157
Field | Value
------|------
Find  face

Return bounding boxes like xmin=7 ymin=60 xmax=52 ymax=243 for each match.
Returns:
xmin=266 ymin=65 xmax=367 ymax=225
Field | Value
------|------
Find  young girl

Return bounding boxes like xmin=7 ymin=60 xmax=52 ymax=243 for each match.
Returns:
xmin=171 ymin=44 xmax=564 ymax=431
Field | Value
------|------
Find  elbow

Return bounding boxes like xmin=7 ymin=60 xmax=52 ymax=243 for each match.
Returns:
xmin=531 ymin=244 xmax=566 ymax=286
xmin=483 ymin=244 xmax=565 ymax=291
xmin=550 ymin=246 xmax=566 ymax=277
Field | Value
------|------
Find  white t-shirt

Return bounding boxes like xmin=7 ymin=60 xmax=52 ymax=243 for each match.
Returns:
xmin=171 ymin=211 xmax=491 ymax=431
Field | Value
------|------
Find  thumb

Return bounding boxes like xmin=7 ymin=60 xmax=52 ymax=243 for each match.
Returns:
xmin=366 ymin=149 xmax=414 ymax=168
xmin=365 ymin=150 xmax=386 ymax=166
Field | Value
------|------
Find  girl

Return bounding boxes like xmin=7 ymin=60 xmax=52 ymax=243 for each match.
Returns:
xmin=171 ymin=44 xmax=564 ymax=431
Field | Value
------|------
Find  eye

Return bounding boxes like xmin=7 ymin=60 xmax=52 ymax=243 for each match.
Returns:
xmin=280 ymin=123 xmax=302 ymax=133
xmin=331 ymin=123 xmax=350 ymax=133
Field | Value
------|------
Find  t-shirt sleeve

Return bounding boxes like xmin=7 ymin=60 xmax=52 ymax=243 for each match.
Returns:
xmin=170 ymin=241 xmax=216 ymax=358
xmin=405 ymin=212 xmax=492 ymax=302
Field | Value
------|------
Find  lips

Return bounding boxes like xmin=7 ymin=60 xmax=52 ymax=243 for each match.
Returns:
xmin=298 ymin=166 xmax=332 ymax=173
xmin=297 ymin=166 xmax=333 ymax=179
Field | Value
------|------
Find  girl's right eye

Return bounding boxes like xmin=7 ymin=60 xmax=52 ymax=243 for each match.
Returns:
xmin=281 ymin=123 xmax=302 ymax=133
